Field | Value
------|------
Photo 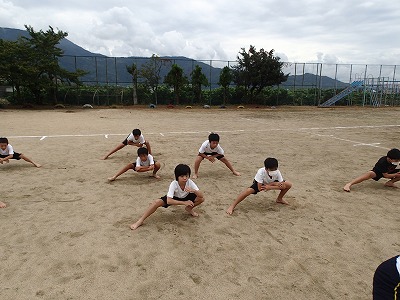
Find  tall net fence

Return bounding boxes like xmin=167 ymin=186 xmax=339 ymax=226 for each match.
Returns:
xmin=4 ymin=55 xmax=400 ymax=106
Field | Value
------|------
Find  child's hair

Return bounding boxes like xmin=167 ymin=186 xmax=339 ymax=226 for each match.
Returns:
xmin=132 ymin=129 xmax=141 ymax=136
xmin=0 ymin=137 xmax=8 ymax=144
xmin=208 ymin=133 xmax=220 ymax=142
xmin=264 ymin=157 xmax=278 ymax=169
xmin=174 ymin=164 xmax=191 ymax=180
xmin=137 ymin=147 xmax=148 ymax=156
xmin=387 ymin=148 xmax=400 ymax=160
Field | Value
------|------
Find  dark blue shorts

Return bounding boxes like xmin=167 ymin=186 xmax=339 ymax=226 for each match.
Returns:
xmin=0 ymin=152 xmax=21 ymax=160
xmin=249 ymin=179 xmax=282 ymax=194
xmin=160 ymin=193 xmax=197 ymax=208
xmin=198 ymin=152 xmax=224 ymax=160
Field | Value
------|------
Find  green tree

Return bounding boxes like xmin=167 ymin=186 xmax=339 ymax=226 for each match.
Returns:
xmin=0 ymin=25 xmax=86 ymax=104
xmin=232 ymin=45 xmax=288 ymax=102
xmin=0 ymin=38 xmax=33 ymax=103
xmin=190 ymin=65 xmax=208 ymax=104
xmin=24 ymin=25 xmax=85 ymax=104
xmin=139 ymin=54 xmax=171 ymax=105
xmin=164 ymin=64 xmax=188 ymax=105
xmin=126 ymin=63 xmax=138 ymax=105
xmin=218 ymin=66 xmax=233 ymax=105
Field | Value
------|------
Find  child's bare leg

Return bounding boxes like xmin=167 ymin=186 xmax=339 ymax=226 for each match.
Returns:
xmin=226 ymin=188 xmax=255 ymax=215
xmin=0 ymin=201 xmax=6 ymax=208
xmin=276 ymin=181 xmax=292 ymax=205
xmin=185 ymin=196 xmax=205 ymax=216
xmin=20 ymin=154 xmax=41 ymax=168
xmin=193 ymin=156 xmax=204 ymax=179
xmin=151 ymin=162 xmax=161 ymax=179
xmin=102 ymin=143 xmax=126 ymax=160
xmin=343 ymin=171 xmax=376 ymax=192
xmin=130 ymin=199 xmax=164 ymax=230
xmin=108 ymin=163 xmax=133 ymax=181
xmin=219 ymin=157 xmax=240 ymax=176
xmin=384 ymin=176 xmax=400 ymax=188
xmin=144 ymin=141 xmax=152 ymax=155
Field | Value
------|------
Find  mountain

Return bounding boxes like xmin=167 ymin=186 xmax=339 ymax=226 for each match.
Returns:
xmin=0 ymin=27 xmax=101 ymax=57
xmin=282 ymin=73 xmax=348 ymax=89
xmin=0 ymin=27 xmax=347 ymax=89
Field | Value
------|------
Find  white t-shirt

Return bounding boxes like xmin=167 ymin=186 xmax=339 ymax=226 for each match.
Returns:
xmin=126 ymin=133 xmax=145 ymax=144
xmin=167 ymin=179 xmax=199 ymax=199
xmin=254 ymin=168 xmax=284 ymax=184
xmin=0 ymin=144 xmax=14 ymax=155
xmin=198 ymin=140 xmax=224 ymax=154
xmin=135 ymin=154 xmax=154 ymax=167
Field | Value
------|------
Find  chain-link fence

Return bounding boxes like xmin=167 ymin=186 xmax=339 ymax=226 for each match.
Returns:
xmin=4 ymin=55 xmax=400 ymax=106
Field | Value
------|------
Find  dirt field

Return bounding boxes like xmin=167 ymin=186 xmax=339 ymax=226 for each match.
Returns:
xmin=0 ymin=106 xmax=399 ymax=300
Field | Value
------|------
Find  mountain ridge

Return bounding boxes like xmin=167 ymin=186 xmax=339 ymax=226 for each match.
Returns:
xmin=0 ymin=27 xmax=347 ymax=88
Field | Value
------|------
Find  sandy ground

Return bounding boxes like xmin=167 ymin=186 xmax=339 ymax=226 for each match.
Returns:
xmin=0 ymin=106 xmax=399 ymax=300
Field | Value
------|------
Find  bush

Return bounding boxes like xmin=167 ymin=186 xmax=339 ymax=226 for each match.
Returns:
xmin=0 ymin=98 xmax=10 ymax=108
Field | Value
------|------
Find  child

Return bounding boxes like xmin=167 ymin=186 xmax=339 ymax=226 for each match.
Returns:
xmin=0 ymin=137 xmax=41 ymax=168
xmin=226 ymin=157 xmax=292 ymax=215
xmin=108 ymin=147 xmax=160 ymax=181
xmin=130 ymin=164 xmax=204 ymax=230
xmin=343 ymin=148 xmax=400 ymax=192
xmin=193 ymin=133 xmax=240 ymax=178
xmin=373 ymin=255 xmax=400 ymax=299
xmin=102 ymin=128 xmax=152 ymax=160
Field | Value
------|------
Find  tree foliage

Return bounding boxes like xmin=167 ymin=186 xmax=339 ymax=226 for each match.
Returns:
xmin=232 ymin=45 xmax=288 ymax=102
xmin=139 ymin=54 xmax=171 ymax=105
xmin=190 ymin=65 xmax=208 ymax=103
xmin=0 ymin=25 xmax=86 ymax=104
xmin=218 ymin=66 xmax=233 ymax=105
xmin=164 ymin=64 xmax=188 ymax=105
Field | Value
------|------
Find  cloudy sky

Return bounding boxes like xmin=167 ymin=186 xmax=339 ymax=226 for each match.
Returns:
xmin=1 ymin=0 xmax=400 ymax=65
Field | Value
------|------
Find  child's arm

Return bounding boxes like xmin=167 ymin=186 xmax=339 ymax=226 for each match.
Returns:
xmin=383 ymin=172 xmax=399 ymax=179
xmin=184 ymin=187 xmax=203 ymax=198
xmin=135 ymin=164 xmax=154 ymax=172
xmin=198 ymin=152 xmax=218 ymax=162
xmin=262 ymin=182 xmax=287 ymax=190
xmin=0 ymin=154 xmax=13 ymax=162
xmin=128 ymin=141 xmax=143 ymax=147
xmin=166 ymin=197 xmax=194 ymax=207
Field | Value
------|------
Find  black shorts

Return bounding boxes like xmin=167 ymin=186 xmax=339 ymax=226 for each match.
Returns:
xmin=0 ymin=152 xmax=21 ymax=160
xmin=160 ymin=193 xmax=197 ymax=208
xmin=371 ymin=169 xmax=398 ymax=181
xmin=371 ymin=168 xmax=384 ymax=181
xmin=198 ymin=152 xmax=224 ymax=160
xmin=131 ymin=162 xmax=156 ymax=171
xmin=122 ymin=138 xmax=129 ymax=145
xmin=249 ymin=179 xmax=282 ymax=194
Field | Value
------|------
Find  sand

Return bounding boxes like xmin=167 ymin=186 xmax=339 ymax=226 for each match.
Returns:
xmin=0 ymin=106 xmax=399 ymax=300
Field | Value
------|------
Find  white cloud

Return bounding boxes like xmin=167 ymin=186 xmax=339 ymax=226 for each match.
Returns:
xmin=1 ymin=0 xmax=400 ymax=65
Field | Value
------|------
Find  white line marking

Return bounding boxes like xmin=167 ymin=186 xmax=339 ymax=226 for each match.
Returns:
xmin=6 ymin=124 xmax=399 ymax=147
xmin=309 ymin=133 xmax=389 ymax=150
xmin=353 ymin=143 xmax=381 ymax=147
xmin=160 ymin=133 xmax=165 ymax=136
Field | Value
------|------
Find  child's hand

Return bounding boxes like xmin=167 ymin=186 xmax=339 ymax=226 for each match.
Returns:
xmin=207 ymin=157 xmax=216 ymax=163
xmin=184 ymin=201 xmax=194 ymax=207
